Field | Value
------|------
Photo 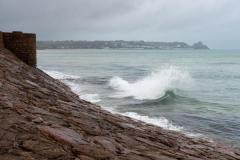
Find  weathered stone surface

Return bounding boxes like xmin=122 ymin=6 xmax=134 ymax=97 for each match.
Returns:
xmin=0 ymin=48 xmax=240 ymax=160
xmin=39 ymin=125 xmax=87 ymax=146
xmin=22 ymin=139 xmax=67 ymax=158
xmin=73 ymin=144 xmax=115 ymax=159
xmin=78 ymin=155 xmax=95 ymax=160
xmin=93 ymin=136 xmax=121 ymax=153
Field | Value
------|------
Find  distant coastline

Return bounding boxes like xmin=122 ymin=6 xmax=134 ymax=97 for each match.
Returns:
xmin=37 ymin=40 xmax=209 ymax=50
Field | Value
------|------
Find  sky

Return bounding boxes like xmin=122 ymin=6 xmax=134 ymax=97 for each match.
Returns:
xmin=0 ymin=0 xmax=240 ymax=49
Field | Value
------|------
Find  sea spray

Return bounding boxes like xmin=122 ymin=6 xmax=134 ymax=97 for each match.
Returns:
xmin=43 ymin=69 xmax=204 ymax=138
xmin=45 ymin=70 xmax=80 ymax=80
xmin=80 ymin=94 xmax=101 ymax=103
xmin=123 ymin=112 xmax=183 ymax=131
xmin=109 ymin=66 xmax=193 ymax=100
xmin=44 ymin=70 xmax=102 ymax=103
xmin=123 ymin=112 xmax=205 ymax=138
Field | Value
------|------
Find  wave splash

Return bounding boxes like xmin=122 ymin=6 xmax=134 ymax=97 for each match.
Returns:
xmin=109 ymin=66 xmax=193 ymax=100
xmin=43 ymin=69 xmax=204 ymax=138
xmin=44 ymin=70 xmax=101 ymax=103
xmin=123 ymin=112 xmax=205 ymax=138
xmin=123 ymin=112 xmax=183 ymax=131
xmin=80 ymin=94 xmax=101 ymax=103
xmin=45 ymin=70 xmax=80 ymax=80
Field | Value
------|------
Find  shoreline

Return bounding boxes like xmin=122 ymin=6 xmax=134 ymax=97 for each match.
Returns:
xmin=50 ymin=71 xmax=239 ymax=149
xmin=1 ymin=48 xmax=240 ymax=159
xmin=53 ymin=73 xmax=209 ymax=140
xmin=43 ymin=69 xmax=208 ymax=141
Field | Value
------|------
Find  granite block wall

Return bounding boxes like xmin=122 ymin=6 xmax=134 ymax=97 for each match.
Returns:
xmin=0 ymin=31 xmax=36 ymax=67
xmin=0 ymin=31 xmax=4 ymax=48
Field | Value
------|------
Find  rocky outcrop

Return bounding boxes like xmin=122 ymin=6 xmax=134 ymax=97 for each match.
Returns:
xmin=192 ymin=41 xmax=209 ymax=49
xmin=0 ymin=48 xmax=239 ymax=160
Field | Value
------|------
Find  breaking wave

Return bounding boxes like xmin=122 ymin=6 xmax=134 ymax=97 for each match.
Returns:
xmin=43 ymin=69 xmax=205 ymax=138
xmin=123 ymin=112 xmax=183 ymax=131
xmin=80 ymin=94 xmax=101 ymax=103
xmin=45 ymin=70 xmax=80 ymax=80
xmin=123 ymin=112 xmax=205 ymax=138
xmin=64 ymin=81 xmax=101 ymax=103
xmin=44 ymin=70 xmax=101 ymax=103
xmin=109 ymin=66 xmax=193 ymax=100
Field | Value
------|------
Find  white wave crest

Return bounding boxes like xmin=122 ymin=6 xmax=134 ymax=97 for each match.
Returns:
xmin=44 ymin=70 xmax=80 ymax=80
xmin=123 ymin=112 xmax=183 ymax=131
xmin=63 ymin=81 xmax=82 ymax=95
xmin=80 ymin=94 xmax=101 ymax=103
xmin=44 ymin=70 xmax=101 ymax=103
xmin=64 ymin=81 xmax=102 ymax=103
xmin=43 ymin=70 xmax=203 ymax=138
xmin=123 ymin=112 xmax=205 ymax=138
xmin=109 ymin=66 xmax=192 ymax=100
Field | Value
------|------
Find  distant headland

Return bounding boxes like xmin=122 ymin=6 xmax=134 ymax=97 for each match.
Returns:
xmin=37 ymin=40 xmax=209 ymax=50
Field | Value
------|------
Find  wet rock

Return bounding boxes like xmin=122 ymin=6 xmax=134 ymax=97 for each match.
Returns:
xmin=118 ymin=122 xmax=136 ymax=129
xmin=0 ymin=154 xmax=28 ymax=160
xmin=39 ymin=125 xmax=87 ymax=146
xmin=68 ymin=117 xmax=104 ymax=136
xmin=22 ymin=139 xmax=67 ymax=158
xmin=73 ymin=144 xmax=114 ymax=159
xmin=78 ymin=155 xmax=95 ymax=160
xmin=32 ymin=117 xmax=43 ymax=123
xmin=93 ymin=136 xmax=118 ymax=153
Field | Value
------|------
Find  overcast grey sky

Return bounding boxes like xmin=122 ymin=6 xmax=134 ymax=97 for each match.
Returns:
xmin=0 ymin=0 xmax=240 ymax=49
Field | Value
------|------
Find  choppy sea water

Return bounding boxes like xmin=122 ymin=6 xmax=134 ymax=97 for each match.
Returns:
xmin=38 ymin=49 xmax=240 ymax=147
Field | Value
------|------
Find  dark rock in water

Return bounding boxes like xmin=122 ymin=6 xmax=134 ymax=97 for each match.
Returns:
xmin=0 ymin=48 xmax=239 ymax=160
xmin=192 ymin=41 xmax=209 ymax=49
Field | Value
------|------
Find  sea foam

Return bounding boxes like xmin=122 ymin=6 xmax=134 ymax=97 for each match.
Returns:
xmin=123 ymin=112 xmax=205 ymax=138
xmin=80 ymin=94 xmax=101 ymax=103
xmin=45 ymin=70 xmax=80 ymax=80
xmin=65 ymin=81 xmax=101 ymax=103
xmin=109 ymin=66 xmax=192 ymax=100
xmin=44 ymin=69 xmax=204 ymax=138
xmin=44 ymin=70 xmax=101 ymax=103
xmin=123 ymin=112 xmax=183 ymax=131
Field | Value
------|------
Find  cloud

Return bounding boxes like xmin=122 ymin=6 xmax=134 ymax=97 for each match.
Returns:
xmin=0 ymin=0 xmax=240 ymax=49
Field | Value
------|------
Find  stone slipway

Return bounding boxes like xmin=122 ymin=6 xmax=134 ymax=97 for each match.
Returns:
xmin=0 ymin=48 xmax=240 ymax=160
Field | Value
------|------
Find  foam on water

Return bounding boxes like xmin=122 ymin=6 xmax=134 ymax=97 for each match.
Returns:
xmin=123 ymin=112 xmax=205 ymax=138
xmin=80 ymin=94 xmax=101 ymax=103
xmin=45 ymin=70 xmax=80 ymax=80
xmin=62 ymin=81 xmax=102 ymax=103
xmin=109 ymin=66 xmax=193 ymax=100
xmin=63 ymin=80 xmax=82 ymax=95
xmin=44 ymin=70 xmax=101 ymax=103
xmin=43 ymin=69 xmax=204 ymax=138
xmin=123 ymin=112 xmax=183 ymax=131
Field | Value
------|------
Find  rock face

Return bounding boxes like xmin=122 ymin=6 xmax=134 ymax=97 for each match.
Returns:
xmin=0 ymin=48 xmax=239 ymax=160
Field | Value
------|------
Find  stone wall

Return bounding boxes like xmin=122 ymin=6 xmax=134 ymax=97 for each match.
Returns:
xmin=0 ymin=31 xmax=4 ymax=48
xmin=0 ymin=31 xmax=36 ymax=67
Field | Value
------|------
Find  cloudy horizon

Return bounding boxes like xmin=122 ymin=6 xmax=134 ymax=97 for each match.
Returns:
xmin=1 ymin=0 xmax=240 ymax=49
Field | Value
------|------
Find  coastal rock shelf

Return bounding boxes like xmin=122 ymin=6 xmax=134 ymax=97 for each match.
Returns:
xmin=0 ymin=48 xmax=240 ymax=160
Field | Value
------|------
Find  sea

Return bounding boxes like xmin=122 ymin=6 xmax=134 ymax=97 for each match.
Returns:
xmin=37 ymin=49 xmax=240 ymax=147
